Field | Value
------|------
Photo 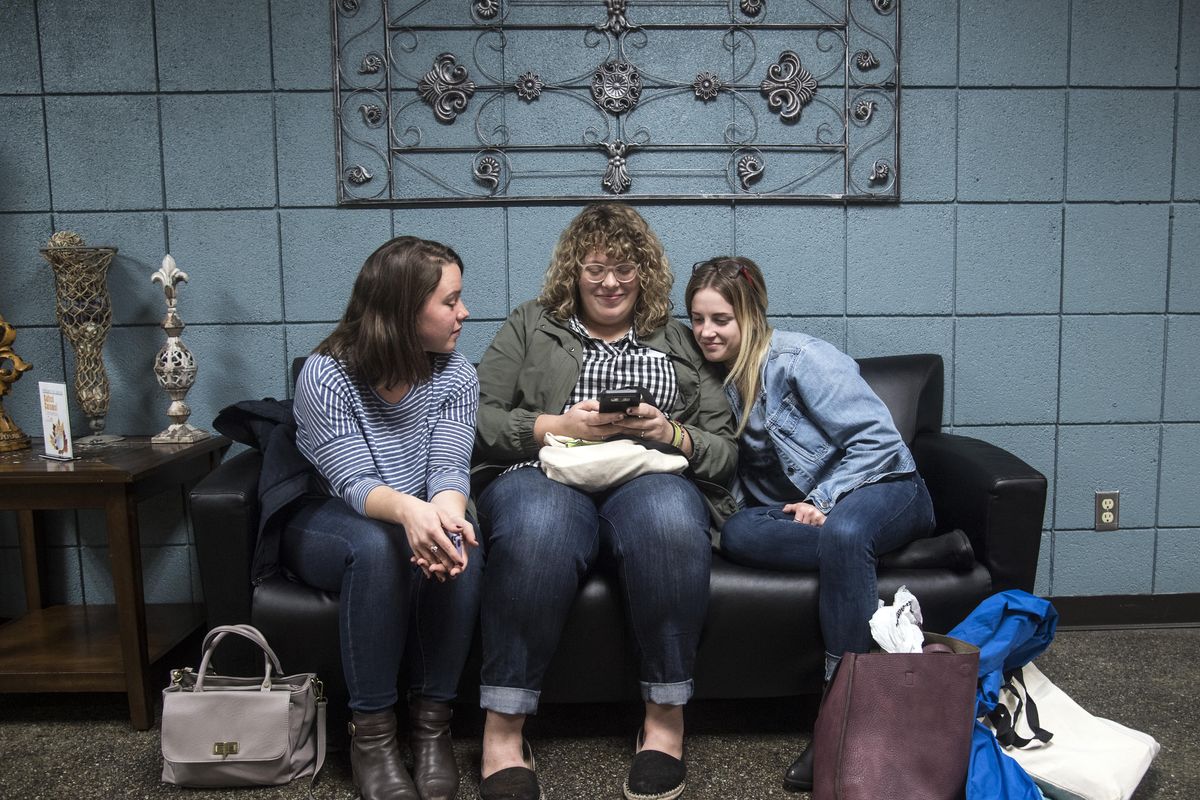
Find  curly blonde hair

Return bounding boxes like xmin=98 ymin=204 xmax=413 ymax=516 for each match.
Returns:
xmin=538 ymin=203 xmax=673 ymax=336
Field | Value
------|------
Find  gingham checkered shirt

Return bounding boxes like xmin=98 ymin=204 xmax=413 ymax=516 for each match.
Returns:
xmin=505 ymin=316 xmax=679 ymax=473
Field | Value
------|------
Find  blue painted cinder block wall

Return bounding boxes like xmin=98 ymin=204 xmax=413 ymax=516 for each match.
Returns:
xmin=1 ymin=0 xmax=1197 ymax=614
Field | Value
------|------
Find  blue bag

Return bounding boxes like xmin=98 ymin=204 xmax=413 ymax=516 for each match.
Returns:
xmin=948 ymin=590 xmax=1059 ymax=800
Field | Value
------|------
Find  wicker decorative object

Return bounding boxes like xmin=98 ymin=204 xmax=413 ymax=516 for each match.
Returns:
xmin=0 ymin=312 xmax=34 ymax=453
xmin=150 ymin=255 xmax=208 ymax=443
xmin=39 ymin=232 xmax=123 ymax=445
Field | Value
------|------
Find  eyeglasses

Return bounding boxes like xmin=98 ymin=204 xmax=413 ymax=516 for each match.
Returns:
xmin=580 ymin=262 xmax=639 ymax=283
xmin=692 ymin=261 xmax=755 ymax=285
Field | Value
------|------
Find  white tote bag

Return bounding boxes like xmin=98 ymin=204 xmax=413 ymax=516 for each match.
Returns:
xmin=538 ymin=433 xmax=687 ymax=492
xmin=985 ymin=662 xmax=1159 ymax=800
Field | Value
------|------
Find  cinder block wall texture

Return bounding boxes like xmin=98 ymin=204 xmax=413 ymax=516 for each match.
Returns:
xmin=1 ymin=0 xmax=1197 ymax=613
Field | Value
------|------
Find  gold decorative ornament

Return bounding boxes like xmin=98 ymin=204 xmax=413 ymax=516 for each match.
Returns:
xmin=150 ymin=255 xmax=209 ymax=443
xmin=0 ymin=312 xmax=34 ymax=452
xmin=39 ymin=232 xmax=123 ymax=446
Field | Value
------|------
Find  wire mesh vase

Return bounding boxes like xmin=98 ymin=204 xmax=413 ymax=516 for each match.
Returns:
xmin=40 ymin=239 xmax=124 ymax=446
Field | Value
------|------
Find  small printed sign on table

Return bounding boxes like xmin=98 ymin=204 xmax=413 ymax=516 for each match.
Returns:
xmin=38 ymin=382 xmax=74 ymax=461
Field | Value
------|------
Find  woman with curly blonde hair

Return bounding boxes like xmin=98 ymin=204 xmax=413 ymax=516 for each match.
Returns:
xmin=473 ymin=204 xmax=737 ymax=800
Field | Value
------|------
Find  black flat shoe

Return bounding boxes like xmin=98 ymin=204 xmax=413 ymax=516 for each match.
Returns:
xmin=479 ymin=740 xmax=543 ymax=800
xmin=623 ymin=732 xmax=686 ymax=800
xmin=782 ymin=741 xmax=814 ymax=793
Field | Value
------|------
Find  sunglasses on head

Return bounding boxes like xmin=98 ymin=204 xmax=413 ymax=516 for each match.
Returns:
xmin=693 ymin=261 xmax=754 ymax=285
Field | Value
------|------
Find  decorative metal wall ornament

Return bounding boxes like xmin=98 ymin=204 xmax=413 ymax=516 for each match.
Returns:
xmin=736 ymin=153 xmax=765 ymax=190
xmin=333 ymin=0 xmax=899 ymax=204
xmin=418 ymin=52 xmax=477 ymax=123
xmin=150 ymin=255 xmax=209 ymax=444
xmin=39 ymin=232 xmax=123 ymax=446
xmin=359 ymin=104 xmax=383 ymax=126
xmin=759 ymin=50 xmax=817 ymax=122
xmin=740 ymin=0 xmax=765 ymax=17
xmin=515 ymin=71 xmax=545 ymax=102
xmin=591 ymin=60 xmax=643 ymax=114
xmin=474 ymin=0 xmax=500 ymax=19
xmin=358 ymin=52 xmax=384 ymax=74
xmin=599 ymin=0 xmax=631 ymax=34
xmin=869 ymin=159 xmax=890 ymax=183
xmin=692 ymin=72 xmax=722 ymax=102
xmin=602 ymin=140 xmax=634 ymax=194
xmin=346 ymin=165 xmax=374 ymax=184
xmin=473 ymin=154 xmax=503 ymax=190
xmin=855 ymin=50 xmax=880 ymax=71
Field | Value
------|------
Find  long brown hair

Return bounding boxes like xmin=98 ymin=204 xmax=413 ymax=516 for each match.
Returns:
xmin=315 ymin=236 xmax=463 ymax=389
xmin=685 ymin=256 xmax=771 ymax=434
xmin=539 ymin=203 xmax=672 ymax=337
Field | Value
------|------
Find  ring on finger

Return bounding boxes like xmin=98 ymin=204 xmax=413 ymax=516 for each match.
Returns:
xmin=430 ymin=544 xmax=439 ymax=554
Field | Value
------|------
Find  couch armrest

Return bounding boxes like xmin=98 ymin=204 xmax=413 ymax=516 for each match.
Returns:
xmin=190 ymin=448 xmax=262 ymax=628
xmin=910 ymin=432 xmax=1046 ymax=594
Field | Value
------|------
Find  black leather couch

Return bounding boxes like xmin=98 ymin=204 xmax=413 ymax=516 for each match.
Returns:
xmin=190 ymin=353 xmax=1045 ymax=735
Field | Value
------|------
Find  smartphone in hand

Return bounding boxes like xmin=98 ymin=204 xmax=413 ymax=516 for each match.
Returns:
xmin=598 ymin=386 xmax=652 ymax=413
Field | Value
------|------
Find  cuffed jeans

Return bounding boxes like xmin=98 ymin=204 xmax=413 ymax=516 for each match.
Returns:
xmin=280 ymin=496 xmax=483 ymax=712
xmin=476 ymin=468 xmax=711 ymax=715
xmin=720 ymin=473 xmax=934 ymax=679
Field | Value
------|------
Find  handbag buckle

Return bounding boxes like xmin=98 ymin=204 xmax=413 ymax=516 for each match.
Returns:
xmin=212 ymin=741 xmax=239 ymax=757
xmin=313 ymin=677 xmax=325 ymax=702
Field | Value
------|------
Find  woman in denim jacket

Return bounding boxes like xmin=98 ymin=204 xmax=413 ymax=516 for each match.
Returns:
xmin=685 ymin=256 xmax=935 ymax=793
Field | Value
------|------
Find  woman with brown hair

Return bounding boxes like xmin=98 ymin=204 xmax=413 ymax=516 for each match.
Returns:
xmin=284 ymin=236 xmax=480 ymax=800
xmin=473 ymin=204 xmax=737 ymax=800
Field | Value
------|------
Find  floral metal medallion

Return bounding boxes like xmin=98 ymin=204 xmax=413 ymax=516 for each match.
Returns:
xmin=740 ymin=0 xmax=764 ymax=16
xmin=869 ymin=160 xmax=890 ymax=184
xmin=515 ymin=71 xmax=545 ymax=102
xmin=692 ymin=72 xmax=722 ymax=101
xmin=853 ymin=100 xmax=876 ymax=123
xmin=418 ymin=52 xmax=477 ymax=123
xmin=760 ymin=50 xmax=817 ymax=122
xmin=591 ymin=60 xmax=642 ymax=115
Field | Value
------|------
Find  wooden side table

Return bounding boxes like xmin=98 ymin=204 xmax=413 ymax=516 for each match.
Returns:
xmin=0 ymin=435 xmax=230 ymax=729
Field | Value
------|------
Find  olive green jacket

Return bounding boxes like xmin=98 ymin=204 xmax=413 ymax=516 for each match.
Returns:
xmin=473 ymin=300 xmax=739 ymax=536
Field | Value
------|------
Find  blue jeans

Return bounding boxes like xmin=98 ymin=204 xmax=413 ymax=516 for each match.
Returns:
xmin=280 ymin=496 xmax=483 ymax=712
xmin=720 ymin=473 xmax=934 ymax=679
xmin=476 ymin=468 xmax=711 ymax=715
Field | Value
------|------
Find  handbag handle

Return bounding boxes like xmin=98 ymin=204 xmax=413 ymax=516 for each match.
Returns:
xmin=194 ymin=624 xmax=285 ymax=691
xmin=987 ymin=666 xmax=1054 ymax=748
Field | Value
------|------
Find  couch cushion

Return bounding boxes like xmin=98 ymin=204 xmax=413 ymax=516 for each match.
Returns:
xmin=856 ymin=354 xmax=943 ymax=443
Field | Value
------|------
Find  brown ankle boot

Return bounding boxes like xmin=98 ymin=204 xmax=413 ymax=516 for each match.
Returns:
xmin=408 ymin=698 xmax=459 ymax=800
xmin=349 ymin=709 xmax=419 ymax=800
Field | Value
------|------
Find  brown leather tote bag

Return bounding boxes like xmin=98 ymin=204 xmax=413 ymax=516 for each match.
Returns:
xmin=812 ymin=632 xmax=980 ymax=800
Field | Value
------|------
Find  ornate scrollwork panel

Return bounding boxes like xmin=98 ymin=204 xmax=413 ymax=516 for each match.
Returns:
xmin=333 ymin=0 xmax=899 ymax=203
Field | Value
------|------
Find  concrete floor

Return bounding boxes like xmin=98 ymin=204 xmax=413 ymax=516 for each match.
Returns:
xmin=0 ymin=628 xmax=1193 ymax=799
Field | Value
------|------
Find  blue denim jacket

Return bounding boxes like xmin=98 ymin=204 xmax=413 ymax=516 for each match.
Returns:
xmin=735 ymin=330 xmax=916 ymax=513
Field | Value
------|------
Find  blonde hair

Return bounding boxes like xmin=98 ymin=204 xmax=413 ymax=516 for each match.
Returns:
xmin=685 ymin=256 xmax=772 ymax=434
xmin=538 ymin=203 xmax=672 ymax=337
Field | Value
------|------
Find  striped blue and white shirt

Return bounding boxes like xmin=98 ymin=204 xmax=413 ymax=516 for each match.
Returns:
xmin=293 ymin=352 xmax=479 ymax=516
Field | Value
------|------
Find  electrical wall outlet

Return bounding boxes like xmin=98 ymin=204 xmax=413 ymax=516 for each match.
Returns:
xmin=1095 ymin=491 xmax=1119 ymax=531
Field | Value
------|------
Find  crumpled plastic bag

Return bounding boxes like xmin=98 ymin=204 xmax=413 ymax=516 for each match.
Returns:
xmin=870 ymin=585 xmax=925 ymax=653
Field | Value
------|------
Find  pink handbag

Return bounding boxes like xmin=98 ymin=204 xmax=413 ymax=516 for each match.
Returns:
xmin=812 ymin=633 xmax=979 ymax=800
